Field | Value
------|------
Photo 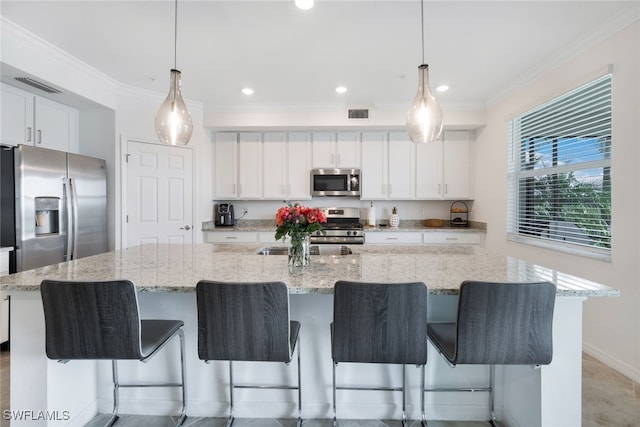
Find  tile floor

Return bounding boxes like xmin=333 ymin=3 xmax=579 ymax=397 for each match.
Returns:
xmin=2 ymin=351 xmax=639 ymax=426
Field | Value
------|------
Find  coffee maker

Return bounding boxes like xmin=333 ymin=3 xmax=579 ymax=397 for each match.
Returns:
xmin=214 ymin=203 xmax=235 ymax=226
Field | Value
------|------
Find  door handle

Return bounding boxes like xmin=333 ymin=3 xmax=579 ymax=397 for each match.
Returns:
xmin=180 ymin=225 xmax=192 ymax=230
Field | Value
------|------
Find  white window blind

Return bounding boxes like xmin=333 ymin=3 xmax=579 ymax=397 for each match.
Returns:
xmin=507 ymin=75 xmax=612 ymax=255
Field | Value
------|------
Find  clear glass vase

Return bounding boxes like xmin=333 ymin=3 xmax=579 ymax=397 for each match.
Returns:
xmin=288 ymin=232 xmax=310 ymax=270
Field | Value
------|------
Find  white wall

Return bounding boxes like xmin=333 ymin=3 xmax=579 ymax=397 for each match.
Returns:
xmin=473 ymin=20 xmax=640 ymax=381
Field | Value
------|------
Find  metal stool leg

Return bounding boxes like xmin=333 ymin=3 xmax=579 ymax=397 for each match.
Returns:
xmin=175 ymin=329 xmax=187 ymax=427
xmin=105 ymin=360 xmax=119 ymax=427
xmin=489 ymin=364 xmax=498 ymax=426
xmin=226 ymin=360 xmax=235 ymax=427
xmin=296 ymin=335 xmax=302 ymax=427
xmin=332 ymin=362 xmax=337 ymax=427
xmin=420 ymin=364 xmax=427 ymax=426
xmin=401 ymin=364 xmax=407 ymax=427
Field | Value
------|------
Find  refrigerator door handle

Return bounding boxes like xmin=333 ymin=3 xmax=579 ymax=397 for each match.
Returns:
xmin=69 ymin=178 xmax=79 ymax=260
xmin=63 ymin=178 xmax=74 ymax=261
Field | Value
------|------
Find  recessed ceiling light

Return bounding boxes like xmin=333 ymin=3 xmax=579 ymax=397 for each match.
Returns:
xmin=242 ymin=88 xmax=254 ymax=95
xmin=335 ymin=86 xmax=347 ymax=94
xmin=295 ymin=0 xmax=314 ymax=10
xmin=436 ymin=85 xmax=449 ymax=93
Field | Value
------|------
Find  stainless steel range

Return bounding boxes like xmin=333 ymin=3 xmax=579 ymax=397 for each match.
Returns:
xmin=310 ymin=207 xmax=364 ymax=245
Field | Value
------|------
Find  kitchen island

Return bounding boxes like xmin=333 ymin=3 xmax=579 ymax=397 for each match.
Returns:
xmin=2 ymin=244 xmax=618 ymax=426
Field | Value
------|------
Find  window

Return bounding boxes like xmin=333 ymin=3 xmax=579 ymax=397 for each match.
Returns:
xmin=507 ymin=75 xmax=612 ymax=258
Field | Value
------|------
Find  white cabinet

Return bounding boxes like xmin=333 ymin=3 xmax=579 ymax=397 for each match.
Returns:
xmin=312 ymin=131 xmax=361 ymax=168
xmin=263 ymin=132 xmax=312 ymax=200
xmin=0 ymin=83 xmax=78 ymax=152
xmin=206 ymin=231 xmax=258 ymax=243
xmin=238 ymin=133 xmax=263 ymax=199
xmin=286 ymin=132 xmax=312 ymax=200
xmin=263 ymin=132 xmax=288 ymax=199
xmin=214 ymin=132 xmax=312 ymax=201
xmin=442 ymin=131 xmax=471 ymax=199
xmin=361 ymin=131 xmax=415 ymax=200
xmin=422 ymin=232 xmax=483 ymax=245
xmin=360 ymin=132 xmax=388 ymax=199
xmin=365 ymin=232 xmax=422 ymax=244
xmin=416 ymin=130 xmax=471 ymax=200
xmin=213 ymin=132 xmax=238 ymax=199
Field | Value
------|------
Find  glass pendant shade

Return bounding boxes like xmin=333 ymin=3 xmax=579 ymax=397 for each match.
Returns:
xmin=406 ymin=64 xmax=444 ymax=143
xmin=155 ymin=69 xmax=193 ymax=146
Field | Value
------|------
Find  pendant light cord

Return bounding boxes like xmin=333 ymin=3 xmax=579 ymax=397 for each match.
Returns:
xmin=174 ymin=0 xmax=178 ymax=69
xmin=420 ymin=0 xmax=425 ymax=64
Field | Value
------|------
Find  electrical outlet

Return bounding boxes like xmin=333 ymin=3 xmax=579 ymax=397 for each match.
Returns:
xmin=242 ymin=208 xmax=248 ymax=215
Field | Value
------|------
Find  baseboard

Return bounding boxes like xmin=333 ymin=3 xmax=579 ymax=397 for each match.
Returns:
xmin=104 ymin=398 xmax=490 ymax=421
xmin=583 ymin=342 xmax=640 ymax=383
xmin=66 ymin=400 xmax=98 ymax=427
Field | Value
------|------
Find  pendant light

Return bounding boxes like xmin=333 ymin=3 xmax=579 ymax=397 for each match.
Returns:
xmin=406 ymin=0 xmax=443 ymax=143
xmin=155 ymin=0 xmax=193 ymax=146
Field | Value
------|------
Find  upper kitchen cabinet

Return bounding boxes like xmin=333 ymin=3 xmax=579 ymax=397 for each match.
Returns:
xmin=212 ymin=132 xmax=312 ymax=201
xmin=262 ymin=132 xmax=311 ymax=200
xmin=238 ymin=132 xmax=263 ymax=199
xmin=360 ymin=131 xmax=414 ymax=200
xmin=1 ymin=83 xmax=79 ymax=153
xmin=213 ymin=132 xmax=238 ymax=199
xmin=416 ymin=130 xmax=471 ymax=200
xmin=312 ymin=131 xmax=361 ymax=168
xmin=285 ymin=132 xmax=312 ymax=200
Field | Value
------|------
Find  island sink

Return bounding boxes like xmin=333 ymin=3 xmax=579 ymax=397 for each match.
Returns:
xmin=256 ymin=245 xmax=353 ymax=256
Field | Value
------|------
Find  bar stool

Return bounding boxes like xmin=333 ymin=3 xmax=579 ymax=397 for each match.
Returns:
xmin=196 ymin=280 xmax=302 ymax=427
xmin=40 ymin=279 xmax=187 ymax=427
xmin=426 ymin=280 xmax=556 ymax=426
xmin=331 ymin=280 xmax=428 ymax=427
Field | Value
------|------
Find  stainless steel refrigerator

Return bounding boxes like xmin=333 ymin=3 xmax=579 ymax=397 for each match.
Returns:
xmin=2 ymin=144 xmax=107 ymax=272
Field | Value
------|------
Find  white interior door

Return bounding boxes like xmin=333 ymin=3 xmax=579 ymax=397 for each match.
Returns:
xmin=125 ymin=140 xmax=194 ymax=247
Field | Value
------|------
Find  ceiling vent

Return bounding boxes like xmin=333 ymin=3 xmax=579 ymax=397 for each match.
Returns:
xmin=348 ymin=109 xmax=369 ymax=119
xmin=14 ymin=77 xmax=62 ymax=94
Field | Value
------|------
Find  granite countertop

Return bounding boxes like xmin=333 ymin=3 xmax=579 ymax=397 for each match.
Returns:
xmin=202 ymin=220 xmax=486 ymax=233
xmin=1 ymin=243 xmax=618 ymax=298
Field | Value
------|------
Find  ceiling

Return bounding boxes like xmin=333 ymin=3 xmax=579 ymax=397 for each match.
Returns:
xmin=1 ymin=1 xmax=638 ymax=113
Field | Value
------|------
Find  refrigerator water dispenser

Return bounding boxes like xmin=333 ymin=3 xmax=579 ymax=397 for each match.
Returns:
xmin=34 ymin=197 xmax=60 ymax=236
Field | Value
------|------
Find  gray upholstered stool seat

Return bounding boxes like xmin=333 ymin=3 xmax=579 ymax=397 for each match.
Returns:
xmin=331 ymin=280 xmax=428 ymax=427
xmin=40 ymin=279 xmax=187 ymax=427
xmin=196 ymin=280 xmax=302 ymax=427
xmin=426 ymin=280 xmax=556 ymax=426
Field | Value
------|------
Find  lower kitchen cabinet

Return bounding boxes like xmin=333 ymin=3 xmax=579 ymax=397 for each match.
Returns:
xmin=205 ymin=231 xmax=258 ymax=244
xmin=365 ymin=232 xmax=422 ymax=244
xmin=422 ymin=231 xmax=483 ymax=245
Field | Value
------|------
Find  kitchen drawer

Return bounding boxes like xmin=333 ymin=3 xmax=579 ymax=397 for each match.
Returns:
xmin=206 ymin=232 xmax=258 ymax=244
xmin=365 ymin=232 xmax=422 ymax=244
xmin=422 ymin=232 xmax=483 ymax=245
xmin=258 ymin=232 xmax=279 ymax=243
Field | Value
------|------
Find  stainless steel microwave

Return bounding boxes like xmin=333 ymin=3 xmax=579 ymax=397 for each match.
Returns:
xmin=311 ymin=168 xmax=360 ymax=197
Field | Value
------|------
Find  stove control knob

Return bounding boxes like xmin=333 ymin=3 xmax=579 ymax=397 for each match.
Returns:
xmin=316 ymin=230 xmax=322 ymax=236
xmin=352 ymin=230 xmax=358 ymax=236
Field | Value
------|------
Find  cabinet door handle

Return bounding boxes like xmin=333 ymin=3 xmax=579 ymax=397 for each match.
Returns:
xmin=225 ymin=236 xmax=238 ymax=240
xmin=446 ymin=237 xmax=458 ymax=241
xmin=37 ymin=129 xmax=42 ymax=144
xmin=445 ymin=184 xmax=448 ymax=194
xmin=386 ymin=237 xmax=399 ymax=240
xmin=337 ymin=153 xmax=341 ymax=165
xmin=438 ymin=184 xmax=442 ymax=194
xmin=26 ymin=127 xmax=32 ymax=142
xmin=330 ymin=153 xmax=335 ymax=165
